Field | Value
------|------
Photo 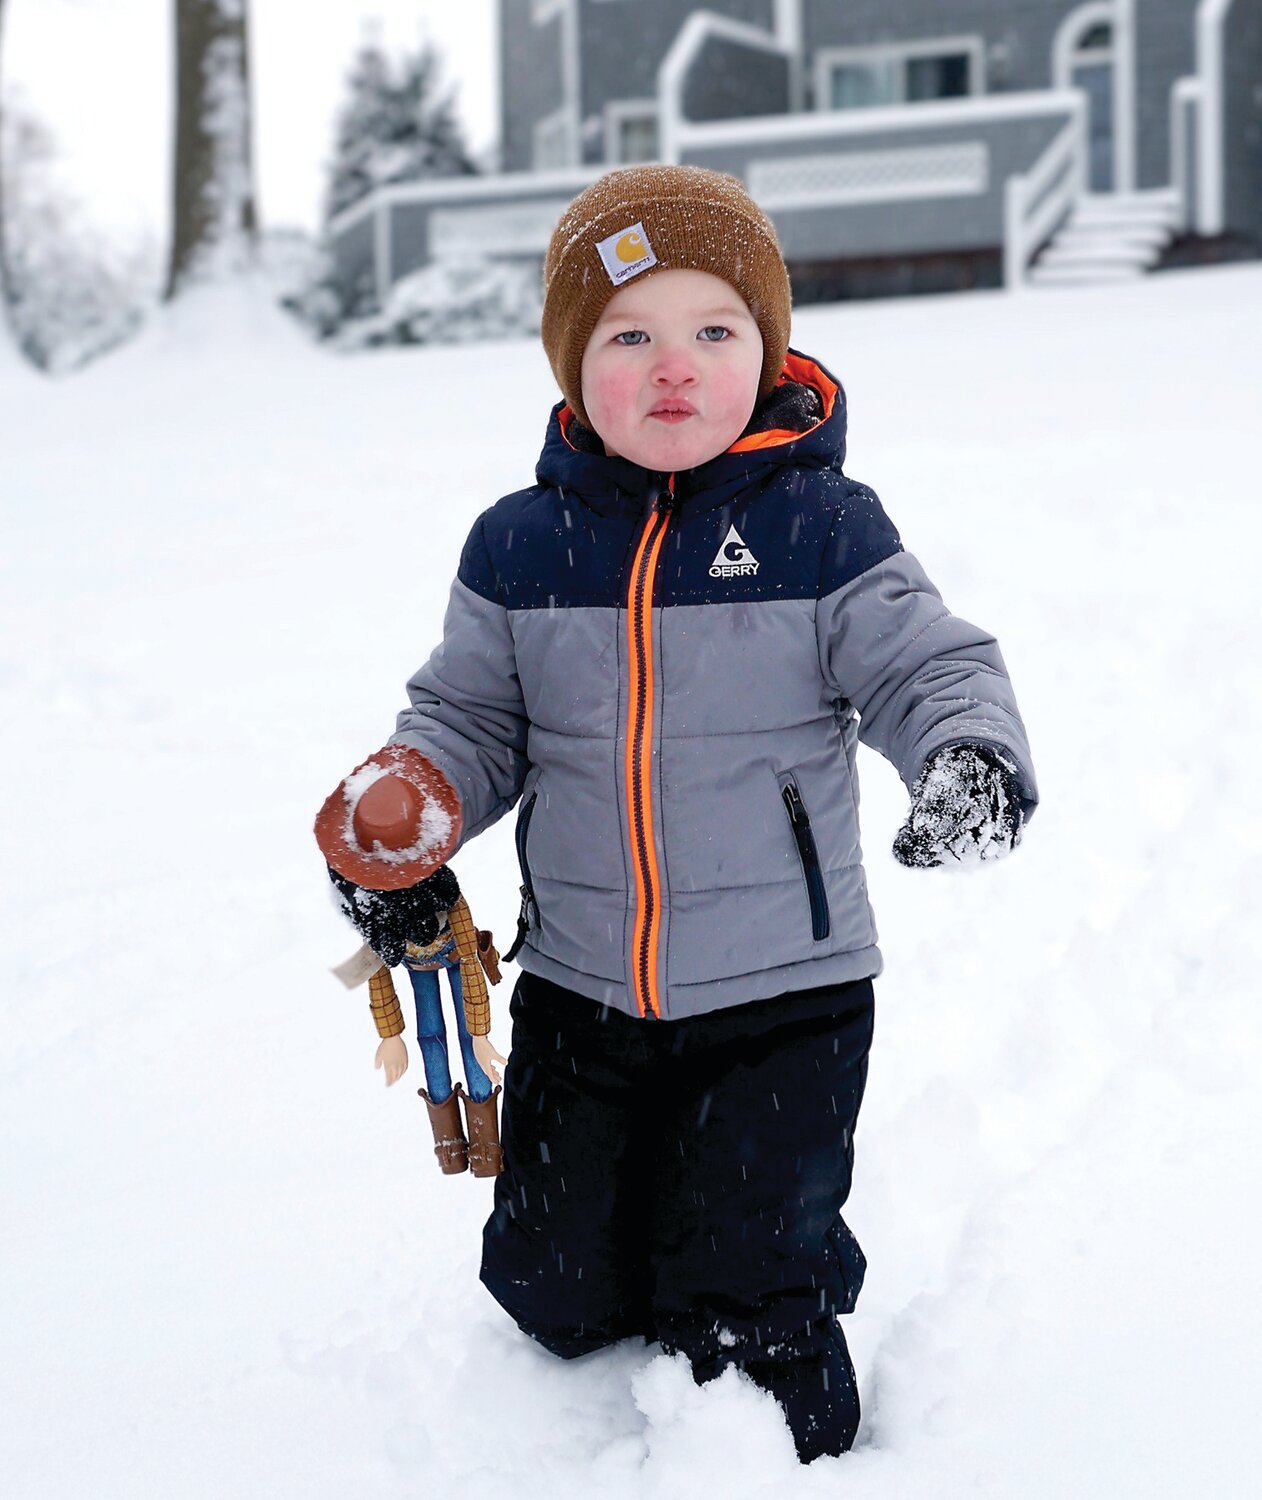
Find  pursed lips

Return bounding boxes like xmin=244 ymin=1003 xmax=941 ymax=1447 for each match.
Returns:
xmin=648 ymin=401 xmax=697 ymax=423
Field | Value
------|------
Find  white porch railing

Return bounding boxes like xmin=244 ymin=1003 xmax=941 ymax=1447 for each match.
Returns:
xmin=1194 ymin=0 xmax=1234 ymax=235
xmin=1167 ymin=0 xmax=1237 ymax=237
xmin=1003 ymin=101 xmax=1088 ymax=287
xmin=1170 ymin=77 xmax=1202 ymax=234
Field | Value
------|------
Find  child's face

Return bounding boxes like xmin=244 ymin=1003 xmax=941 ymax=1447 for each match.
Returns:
xmin=579 ymin=268 xmax=764 ymax=473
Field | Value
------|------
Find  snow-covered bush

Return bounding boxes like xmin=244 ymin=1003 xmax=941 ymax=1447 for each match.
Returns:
xmin=1 ymin=93 xmax=154 ymax=373
xmin=262 ymin=228 xmax=349 ymax=339
xmin=334 ymin=257 xmax=542 ymax=351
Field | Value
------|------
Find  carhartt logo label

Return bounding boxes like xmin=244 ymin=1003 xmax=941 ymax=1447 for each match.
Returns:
xmin=596 ymin=222 xmax=658 ymax=286
xmin=709 ymin=525 xmax=760 ymax=578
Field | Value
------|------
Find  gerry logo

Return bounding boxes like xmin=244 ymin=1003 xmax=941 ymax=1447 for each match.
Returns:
xmin=597 ymin=222 xmax=658 ymax=286
xmin=709 ymin=525 xmax=760 ymax=578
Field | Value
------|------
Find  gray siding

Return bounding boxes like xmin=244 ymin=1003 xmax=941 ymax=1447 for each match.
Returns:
xmin=335 ymin=214 xmax=377 ymax=312
xmin=498 ymin=0 xmax=1232 ymax=200
xmin=801 ymin=0 xmax=1069 ymax=99
xmin=683 ymin=33 xmax=791 ymax=121
xmin=685 ymin=112 xmax=1070 ymax=259
xmin=500 ymin=0 xmax=568 ymax=172
xmin=1135 ymin=0 xmax=1197 ymax=189
xmin=575 ymin=0 xmax=773 ymax=161
xmin=390 ymin=201 xmax=432 ymax=274
xmin=1222 ymin=0 xmax=1262 ymax=239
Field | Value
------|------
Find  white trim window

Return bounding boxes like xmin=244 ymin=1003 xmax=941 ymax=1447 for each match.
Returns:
xmin=814 ymin=37 xmax=985 ymax=112
xmin=1052 ymin=3 xmax=1118 ymax=90
xmin=604 ymin=101 xmax=659 ymax=163
xmin=533 ymin=108 xmax=574 ymax=170
xmin=1072 ymin=20 xmax=1114 ymax=54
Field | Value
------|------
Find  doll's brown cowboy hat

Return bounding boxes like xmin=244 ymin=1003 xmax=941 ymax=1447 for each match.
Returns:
xmin=314 ymin=744 xmax=462 ymax=890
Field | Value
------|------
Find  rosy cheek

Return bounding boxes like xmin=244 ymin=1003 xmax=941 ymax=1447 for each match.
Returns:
xmin=589 ymin=364 xmax=640 ymax=424
xmin=714 ymin=368 xmax=748 ymax=415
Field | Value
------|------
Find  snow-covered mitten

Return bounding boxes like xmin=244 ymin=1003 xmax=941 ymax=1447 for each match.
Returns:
xmin=892 ymin=744 xmax=1023 ymax=869
xmin=327 ymin=862 xmax=461 ymax=966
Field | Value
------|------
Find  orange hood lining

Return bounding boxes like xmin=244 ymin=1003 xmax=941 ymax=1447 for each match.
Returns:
xmin=557 ymin=351 xmax=838 ymax=458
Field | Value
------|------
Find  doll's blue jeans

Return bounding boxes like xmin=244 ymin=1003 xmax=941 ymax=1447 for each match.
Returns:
xmin=405 ymin=958 xmax=493 ymax=1104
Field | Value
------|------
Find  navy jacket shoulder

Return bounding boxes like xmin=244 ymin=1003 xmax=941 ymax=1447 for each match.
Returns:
xmin=457 ymin=349 xmax=902 ymax=611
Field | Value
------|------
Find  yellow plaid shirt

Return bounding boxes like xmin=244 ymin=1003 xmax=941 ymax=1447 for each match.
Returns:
xmin=366 ymin=895 xmax=496 ymax=1039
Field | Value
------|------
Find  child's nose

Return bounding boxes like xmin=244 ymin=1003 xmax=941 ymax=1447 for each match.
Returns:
xmin=651 ymin=343 xmax=698 ymax=387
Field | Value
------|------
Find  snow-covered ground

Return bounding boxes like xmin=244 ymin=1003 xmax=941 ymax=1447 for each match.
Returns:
xmin=2 ymin=264 xmax=1260 ymax=1499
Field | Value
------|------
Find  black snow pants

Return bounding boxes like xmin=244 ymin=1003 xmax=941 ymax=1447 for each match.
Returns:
xmin=480 ymin=970 xmax=874 ymax=1462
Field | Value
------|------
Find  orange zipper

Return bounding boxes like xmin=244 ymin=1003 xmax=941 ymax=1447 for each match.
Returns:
xmin=624 ymin=474 xmax=676 ymax=1018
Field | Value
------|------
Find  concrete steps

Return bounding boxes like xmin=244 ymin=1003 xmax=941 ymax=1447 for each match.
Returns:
xmin=1029 ymin=189 xmax=1182 ymax=287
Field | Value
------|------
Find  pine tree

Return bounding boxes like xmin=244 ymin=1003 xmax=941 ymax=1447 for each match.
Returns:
xmin=325 ymin=35 xmax=477 ymax=223
xmin=394 ymin=43 xmax=480 ymax=181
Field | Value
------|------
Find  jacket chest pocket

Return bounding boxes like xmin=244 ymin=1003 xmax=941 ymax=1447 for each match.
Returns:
xmin=780 ymin=777 xmax=831 ymax=942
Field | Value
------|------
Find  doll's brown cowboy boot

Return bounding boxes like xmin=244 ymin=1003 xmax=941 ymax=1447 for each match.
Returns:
xmin=459 ymin=1083 xmax=504 ymax=1178
xmin=419 ymin=1087 xmax=469 ymax=1174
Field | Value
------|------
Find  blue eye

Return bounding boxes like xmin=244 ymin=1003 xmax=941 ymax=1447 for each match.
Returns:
xmin=615 ymin=330 xmax=648 ymax=346
xmin=699 ymin=326 xmax=731 ymax=342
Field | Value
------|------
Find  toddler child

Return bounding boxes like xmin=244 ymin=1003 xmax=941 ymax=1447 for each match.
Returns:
xmin=340 ymin=164 xmax=1037 ymax=1461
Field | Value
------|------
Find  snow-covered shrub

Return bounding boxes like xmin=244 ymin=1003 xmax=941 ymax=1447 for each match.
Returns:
xmin=334 ymin=257 xmax=542 ymax=351
xmin=262 ymin=228 xmax=350 ymax=339
xmin=1 ymin=94 xmax=154 ymax=373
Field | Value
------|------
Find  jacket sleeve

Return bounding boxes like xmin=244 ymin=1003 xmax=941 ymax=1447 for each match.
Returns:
xmin=816 ymin=482 xmax=1038 ymax=815
xmin=390 ymin=514 xmax=530 ymax=848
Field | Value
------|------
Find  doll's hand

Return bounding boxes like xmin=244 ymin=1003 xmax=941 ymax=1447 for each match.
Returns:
xmin=375 ymin=1036 xmax=409 ymax=1086
xmin=893 ymin=744 xmax=1023 ymax=869
xmin=472 ymin=1033 xmax=508 ymax=1087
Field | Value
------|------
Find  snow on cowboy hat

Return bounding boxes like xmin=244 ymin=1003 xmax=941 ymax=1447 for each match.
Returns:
xmin=315 ymin=744 xmax=462 ymax=890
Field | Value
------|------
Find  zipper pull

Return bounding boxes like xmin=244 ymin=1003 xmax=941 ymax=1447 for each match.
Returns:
xmin=781 ymin=782 xmax=814 ymax=858
xmin=502 ymin=883 xmax=535 ymax=965
xmin=782 ymin=781 xmax=805 ymax=827
xmin=654 ymin=486 xmax=676 ymax=515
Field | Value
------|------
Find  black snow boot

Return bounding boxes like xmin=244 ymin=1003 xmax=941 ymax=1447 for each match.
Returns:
xmin=737 ymin=1320 xmax=861 ymax=1462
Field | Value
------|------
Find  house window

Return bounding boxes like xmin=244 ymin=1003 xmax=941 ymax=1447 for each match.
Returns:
xmin=1077 ymin=22 xmax=1113 ymax=53
xmin=831 ymin=60 xmax=897 ymax=110
xmin=818 ymin=39 xmax=981 ymax=112
xmin=533 ymin=110 xmax=573 ymax=169
xmin=906 ymin=52 xmax=972 ymax=102
xmin=604 ymin=104 xmax=659 ymax=164
xmin=619 ymin=115 xmax=658 ymax=162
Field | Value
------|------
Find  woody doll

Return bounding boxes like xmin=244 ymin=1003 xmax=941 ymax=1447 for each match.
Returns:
xmin=317 ymin=745 xmax=507 ymax=1176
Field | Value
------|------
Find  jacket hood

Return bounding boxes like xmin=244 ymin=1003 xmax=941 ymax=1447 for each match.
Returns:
xmin=534 ymin=349 xmax=849 ymax=515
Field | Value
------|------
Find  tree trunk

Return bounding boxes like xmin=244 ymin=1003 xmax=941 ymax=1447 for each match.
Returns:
xmin=0 ymin=0 xmax=16 ymax=348
xmin=166 ymin=0 xmax=258 ymax=298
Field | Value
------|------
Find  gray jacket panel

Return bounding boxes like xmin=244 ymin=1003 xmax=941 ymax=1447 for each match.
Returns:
xmin=394 ymin=558 xmax=1033 ymax=1019
xmin=818 ymin=552 xmax=1039 ymax=805
xmin=395 ymin=575 xmax=530 ymax=846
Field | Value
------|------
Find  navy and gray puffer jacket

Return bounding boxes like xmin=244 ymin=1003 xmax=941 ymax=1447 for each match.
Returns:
xmin=392 ymin=350 xmax=1037 ymax=1022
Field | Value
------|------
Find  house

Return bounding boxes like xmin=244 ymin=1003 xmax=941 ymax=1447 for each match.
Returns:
xmin=327 ymin=1 xmax=1261 ymax=310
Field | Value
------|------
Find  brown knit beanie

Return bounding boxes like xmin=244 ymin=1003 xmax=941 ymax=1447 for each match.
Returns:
xmin=541 ymin=164 xmax=792 ymax=430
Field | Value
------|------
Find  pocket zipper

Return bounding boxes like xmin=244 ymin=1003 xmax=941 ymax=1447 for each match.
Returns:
xmin=503 ymin=790 xmax=539 ymax=963
xmin=782 ymin=780 xmax=831 ymax=941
